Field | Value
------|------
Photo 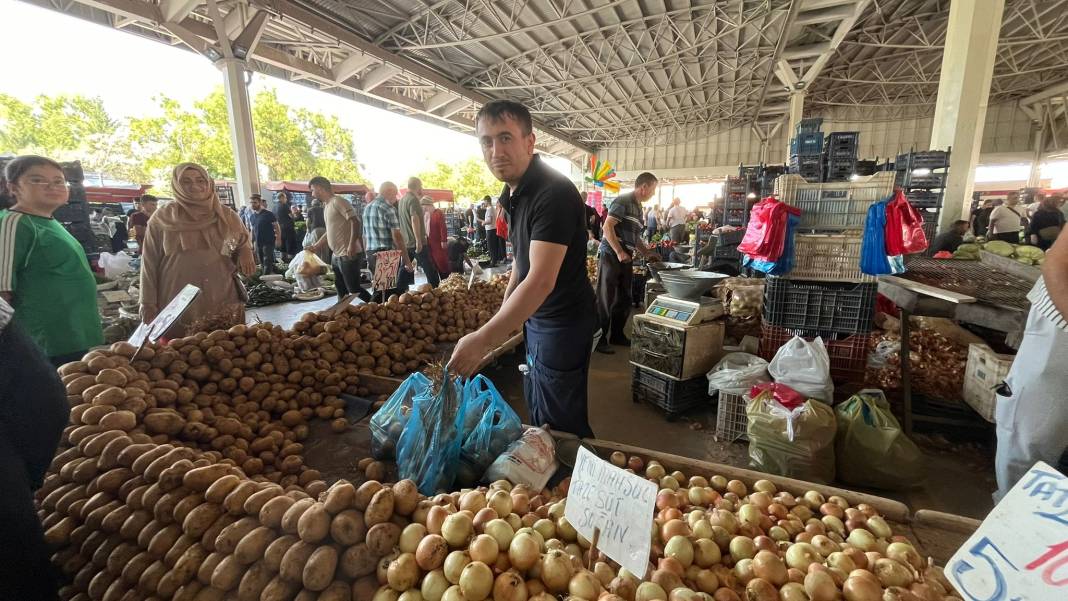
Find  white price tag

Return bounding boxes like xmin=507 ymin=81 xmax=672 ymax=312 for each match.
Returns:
xmin=947 ymin=461 xmax=1068 ymax=601
xmin=564 ymin=446 xmax=657 ymax=578
xmin=128 ymin=284 xmax=201 ymax=346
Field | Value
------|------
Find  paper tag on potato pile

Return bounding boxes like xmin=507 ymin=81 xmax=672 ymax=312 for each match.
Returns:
xmin=565 ymin=446 xmax=657 ymax=577
xmin=946 ymin=461 xmax=1068 ymax=601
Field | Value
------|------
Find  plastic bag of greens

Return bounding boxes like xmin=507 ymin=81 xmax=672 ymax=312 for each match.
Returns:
xmin=746 ymin=391 xmax=837 ymax=483
xmin=369 ymin=372 xmax=431 ymax=460
xmin=707 ymin=352 xmax=770 ymax=396
xmin=457 ymin=382 xmax=523 ymax=486
xmin=397 ymin=373 xmax=468 ymax=495
xmin=835 ymin=390 xmax=924 ymax=490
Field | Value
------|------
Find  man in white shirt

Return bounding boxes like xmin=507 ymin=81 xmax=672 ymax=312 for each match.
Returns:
xmin=667 ymin=197 xmax=689 ymax=243
xmin=988 ymin=193 xmax=1025 ymax=243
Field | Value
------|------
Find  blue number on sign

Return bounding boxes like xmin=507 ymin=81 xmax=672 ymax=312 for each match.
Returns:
xmin=952 ymin=537 xmax=1022 ymax=601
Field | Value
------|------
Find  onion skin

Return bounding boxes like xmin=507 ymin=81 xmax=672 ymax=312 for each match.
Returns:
xmin=805 ymin=570 xmax=838 ymax=601
xmin=744 ymin=578 xmax=779 ymax=601
xmin=844 ymin=575 xmax=884 ymax=601
xmin=636 ymin=582 xmax=668 ymax=601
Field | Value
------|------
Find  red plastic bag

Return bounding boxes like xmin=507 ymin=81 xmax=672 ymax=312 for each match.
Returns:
xmin=738 ymin=197 xmax=800 ymax=262
xmin=495 ymin=211 xmax=508 ymax=239
xmin=749 ymin=382 xmax=806 ymax=410
xmin=885 ymin=190 xmax=928 ymax=255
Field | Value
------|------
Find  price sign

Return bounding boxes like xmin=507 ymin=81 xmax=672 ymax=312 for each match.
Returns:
xmin=947 ymin=461 xmax=1068 ymax=601
xmin=372 ymin=250 xmax=404 ymax=293
xmin=128 ymin=284 xmax=201 ymax=346
xmin=564 ymin=446 xmax=657 ymax=577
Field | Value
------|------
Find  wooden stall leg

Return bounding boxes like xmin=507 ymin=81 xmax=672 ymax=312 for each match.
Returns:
xmin=900 ymin=308 xmax=913 ymax=436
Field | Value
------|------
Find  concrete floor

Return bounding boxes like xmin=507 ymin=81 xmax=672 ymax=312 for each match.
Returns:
xmin=250 ymin=288 xmax=997 ymax=520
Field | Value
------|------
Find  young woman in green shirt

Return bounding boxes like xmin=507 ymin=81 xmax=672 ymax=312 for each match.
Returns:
xmin=0 ymin=155 xmax=103 ymax=366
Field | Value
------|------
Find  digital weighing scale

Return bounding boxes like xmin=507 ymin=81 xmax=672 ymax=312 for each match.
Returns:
xmin=645 ymin=295 xmax=723 ymax=326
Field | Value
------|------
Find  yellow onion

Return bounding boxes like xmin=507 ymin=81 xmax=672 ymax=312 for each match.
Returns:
xmin=458 ymin=561 xmax=493 ymax=601
xmin=421 ymin=569 xmax=450 ymax=601
xmin=693 ymin=538 xmax=721 ymax=568
xmin=443 ymin=550 xmax=470 ymax=584
xmin=744 ymin=578 xmax=778 ymax=601
xmin=665 ymin=535 xmax=695 ymax=568
xmin=568 ymin=569 xmax=602 ymax=601
xmin=751 ymin=551 xmax=787 ymax=586
xmin=729 ymin=536 xmax=757 ymax=561
xmin=844 ymin=574 xmax=884 ymax=601
xmin=804 ymin=570 xmax=838 ymax=601
xmin=636 ymin=582 xmax=668 ymax=601
xmin=780 ymin=582 xmax=809 ymax=601
xmin=540 ymin=549 xmax=573 ymax=593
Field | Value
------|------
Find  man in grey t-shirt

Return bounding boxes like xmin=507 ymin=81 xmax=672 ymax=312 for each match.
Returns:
xmin=398 ymin=177 xmax=440 ymax=288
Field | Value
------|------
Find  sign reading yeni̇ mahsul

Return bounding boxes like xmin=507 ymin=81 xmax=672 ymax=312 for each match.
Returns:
xmin=564 ymin=446 xmax=657 ymax=578
xmin=947 ymin=461 xmax=1068 ymax=601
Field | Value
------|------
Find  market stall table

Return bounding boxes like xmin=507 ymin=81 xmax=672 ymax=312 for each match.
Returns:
xmin=877 ymin=253 xmax=1036 ymax=434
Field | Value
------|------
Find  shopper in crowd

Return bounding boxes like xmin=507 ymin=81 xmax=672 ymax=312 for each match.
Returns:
xmin=930 ymin=220 xmax=970 ymax=254
xmin=581 ymin=191 xmax=601 ymax=241
xmin=304 ymin=197 xmax=329 ymax=264
xmin=667 ymin=197 xmax=688 ymax=243
xmin=399 ymin=177 xmax=440 ymax=287
xmin=988 ymin=192 xmax=1026 ymax=243
xmin=994 ymin=225 xmax=1068 ymax=500
xmin=1028 ymin=195 xmax=1065 ymax=251
xmin=481 ymin=196 xmax=504 ymax=265
xmin=127 ymin=193 xmax=157 ymax=250
xmin=140 ymin=162 xmax=256 ymax=337
xmin=645 ymin=205 xmax=659 ymax=242
xmin=238 ymin=200 xmax=253 ymax=231
xmin=274 ymin=190 xmax=299 ymax=260
xmin=971 ymin=199 xmax=994 ymax=238
xmin=448 ymin=236 xmax=472 ymax=274
xmin=0 ymin=296 xmax=68 ymax=600
xmin=305 ymin=176 xmax=371 ymax=302
xmin=423 ymin=196 xmax=450 ymax=279
xmin=474 ymin=196 xmax=489 ymax=248
xmin=595 ymin=172 xmax=660 ymax=354
xmin=291 ymin=204 xmax=304 ymax=222
xmin=449 ymin=100 xmax=596 ymax=438
xmin=464 ymin=203 xmax=476 ymax=238
xmin=363 ymin=181 xmax=414 ymax=294
xmin=249 ymin=194 xmax=280 ymax=274
xmin=0 ymin=155 xmax=103 ymax=365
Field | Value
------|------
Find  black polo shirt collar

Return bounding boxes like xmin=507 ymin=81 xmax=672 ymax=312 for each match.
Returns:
xmin=500 ymin=154 xmax=546 ymax=215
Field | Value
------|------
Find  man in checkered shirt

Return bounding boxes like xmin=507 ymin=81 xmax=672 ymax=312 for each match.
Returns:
xmin=362 ymin=182 xmax=413 ymax=293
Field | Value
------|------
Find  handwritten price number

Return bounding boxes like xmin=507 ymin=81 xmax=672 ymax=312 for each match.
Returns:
xmin=952 ymin=537 xmax=1068 ymax=601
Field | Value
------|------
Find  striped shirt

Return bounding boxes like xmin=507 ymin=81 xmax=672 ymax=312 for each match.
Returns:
xmin=600 ymin=192 xmax=644 ymax=257
xmin=362 ymin=196 xmax=400 ymax=252
xmin=0 ymin=296 xmax=11 ymax=331
xmin=1027 ymin=275 xmax=1068 ymax=332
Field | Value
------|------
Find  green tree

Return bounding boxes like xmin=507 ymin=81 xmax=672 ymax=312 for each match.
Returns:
xmin=417 ymin=156 xmax=500 ymax=203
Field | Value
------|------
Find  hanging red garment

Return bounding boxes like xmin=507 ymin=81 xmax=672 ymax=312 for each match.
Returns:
xmin=427 ymin=208 xmax=450 ymax=275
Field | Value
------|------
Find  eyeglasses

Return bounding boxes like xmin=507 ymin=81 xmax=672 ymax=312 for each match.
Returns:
xmin=23 ymin=179 xmax=70 ymax=189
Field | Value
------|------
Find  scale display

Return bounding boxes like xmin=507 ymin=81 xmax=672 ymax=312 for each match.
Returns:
xmin=644 ymin=295 xmax=719 ymax=326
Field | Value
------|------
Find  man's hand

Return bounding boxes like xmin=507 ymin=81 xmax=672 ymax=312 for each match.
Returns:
xmin=275 ymin=236 xmax=282 ymax=247
xmin=416 ymin=242 xmax=424 ymax=253
xmin=449 ymin=330 xmax=491 ymax=378
xmin=347 ymin=242 xmax=360 ymax=257
xmin=404 ymin=256 xmax=414 ymax=272
xmin=618 ymin=250 xmax=632 ymax=263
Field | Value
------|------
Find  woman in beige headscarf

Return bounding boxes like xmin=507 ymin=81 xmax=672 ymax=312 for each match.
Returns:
xmin=140 ymin=163 xmax=256 ymax=337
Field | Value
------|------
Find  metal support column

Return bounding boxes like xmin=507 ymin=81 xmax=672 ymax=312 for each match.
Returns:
xmin=929 ymin=0 xmax=1005 ymax=233
xmin=786 ymin=90 xmax=805 ymax=157
xmin=1027 ymin=122 xmax=1046 ymax=188
xmin=217 ymin=58 xmax=260 ymax=206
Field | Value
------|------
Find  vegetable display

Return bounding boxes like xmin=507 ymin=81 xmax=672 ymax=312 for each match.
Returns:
xmin=952 ymin=240 xmax=1045 ymax=265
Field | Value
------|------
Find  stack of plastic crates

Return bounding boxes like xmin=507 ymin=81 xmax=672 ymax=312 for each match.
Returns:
xmin=632 ymin=365 xmax=711 ymax=421
xmin=823 ymin=132 xmax=859 ymax=182
xmin=714 ymin=390 xmax=749 ymax=442
xmin=774 ymin=172 xmax=895 ymax=232
xmin=723 ymin=176 xmax=749 ymax=226
xmin=789 ymin=119 xmax=824 ymax=182
xmin=895 ymin=150 xmax=951 ymax=248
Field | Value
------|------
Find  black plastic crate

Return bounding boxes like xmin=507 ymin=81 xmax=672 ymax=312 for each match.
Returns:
xmin=797 ymin=118 xmax=823 ymax=133
xmin=906 ymin=191 xmax=943 ymax=209
xmin=763 ymin=277 xmax=877 ymax=335
xmin=854 ymin=160 xmax=878 ymax=176
xmin=790 ymin=132 xmax=824 ymax=156
xmin=896 ymin=151 xmax=949 ymax=170
xmin=715 ymin=229 xmax=745 ymax=246
xmin=631 ymin=365 xmax=711 ymax=420
xmin=827 ymin=132 xmax=859 ymax=145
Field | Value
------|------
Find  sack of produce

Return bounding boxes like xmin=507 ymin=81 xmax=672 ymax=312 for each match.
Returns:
xmin=457 ymin=377 xmax=523 ymax=486
xmin=835 ymin=390 xmax=924 ymax=490
xmin=484 ymin=427 xmax=559 ymax=491
xmin=746 ymin=392 xmax=837 ymax=483
xmin=720 ymin=277 xmax=764 ymax=318
xmin=397 ymin=373 xmax=468 ymax=494
xmin=286 ymin=251 xmax=326 ymax=291
xmin=767 ymin=336 xmax=834 ymax=403
xmin=707 ymin=352 xmax=770 ymax=396
xmin=369 ymin=372 xmax=431 ymax=460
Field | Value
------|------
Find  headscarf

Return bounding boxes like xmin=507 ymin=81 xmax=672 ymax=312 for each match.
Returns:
xmin=151 ymin=163 xmax=255 ymax=274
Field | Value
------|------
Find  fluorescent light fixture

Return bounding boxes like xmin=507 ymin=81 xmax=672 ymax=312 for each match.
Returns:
xmin=912 ymin=168 xmax=932 ymax=176
xmin=850 ymin=174 xmax=861 ymax=181
xmin=747 ymin=192 xmax=757 ymax=199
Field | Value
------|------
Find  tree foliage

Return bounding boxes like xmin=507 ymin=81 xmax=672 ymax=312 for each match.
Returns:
xmin=0 ymin=88 xmax=365 ymax=189
xmin=417 ymin=156 xmax=501 ymax=203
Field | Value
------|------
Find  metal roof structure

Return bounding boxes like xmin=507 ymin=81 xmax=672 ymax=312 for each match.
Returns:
xmin=22 ymin=0 xmax=1068 ymax=158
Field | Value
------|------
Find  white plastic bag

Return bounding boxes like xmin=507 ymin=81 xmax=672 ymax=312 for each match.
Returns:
xmin=98 ymin=251 xmax=133 ymax=279
xmin=484 ymin=427 xmax=558 ymax=491
xmin=286 ymin=251 xmax=324 ymax=292
xmin=768 ymin=336 xmax=834 ymax=403
xmin=707 ymin=352 xmax=770 ymax=395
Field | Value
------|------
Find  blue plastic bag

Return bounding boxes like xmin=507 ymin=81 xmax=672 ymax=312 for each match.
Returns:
xmin=369 ymin=372 xmax=430 ymax=460
xmin=397 ymin=374 xmax=468 ymax=495
xmin=861 ymin=199 xmax=893 ymax=275
xmin=457 ymin=381 xmax=523 ymax=486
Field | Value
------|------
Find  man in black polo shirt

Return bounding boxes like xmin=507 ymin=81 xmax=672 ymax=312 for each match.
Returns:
xmin=249 ymin=194 xmax=280 ymax=274
xmin=595 ymin=172 xmax=659 ymax=353
xmin=448 ymin=100 xmax=596 ymax=438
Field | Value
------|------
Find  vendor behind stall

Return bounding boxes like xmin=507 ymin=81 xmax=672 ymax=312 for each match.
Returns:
xmin=449 ymin=100 xmax=596 ymax=438
xmin=994 ymin=225 xmax=1068 ymax=500
xmin=929 ymin=220 xmax=970 ymax=254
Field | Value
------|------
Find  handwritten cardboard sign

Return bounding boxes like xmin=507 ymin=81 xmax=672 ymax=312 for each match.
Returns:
xmin=128 ymin=284 xmax=201 ymax=346
xmin=947 ymin=461 xmax=1068 ymax=601
xmin=372 ymin=250 xmax=404 ymax=292
xmin=564 ymin=446 xmax=657 ymax=577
